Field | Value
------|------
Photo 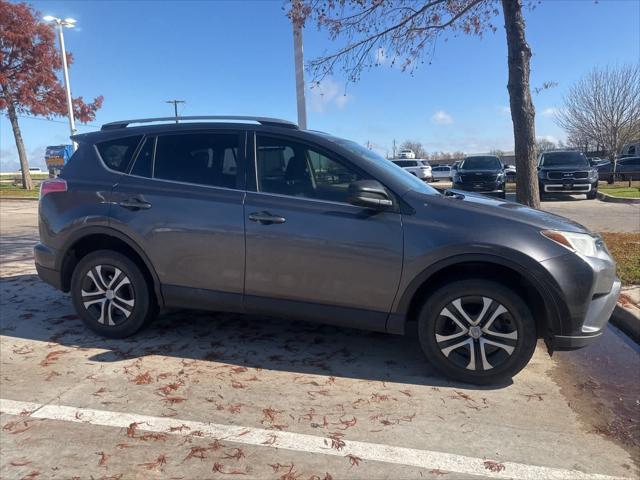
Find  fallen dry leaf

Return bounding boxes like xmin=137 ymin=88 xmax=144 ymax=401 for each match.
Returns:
xmin=484 ymin=460 xmax=506 ymax=472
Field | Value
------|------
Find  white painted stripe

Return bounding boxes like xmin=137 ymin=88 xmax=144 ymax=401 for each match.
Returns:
xmin=0 ymin=398 xmax=628 ymax=480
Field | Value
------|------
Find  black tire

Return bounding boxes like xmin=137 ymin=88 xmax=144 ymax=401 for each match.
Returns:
xmin=71 ymin=250 xmax=157 ymax=338
xmin=418 ymin=279 xmax=537 ymax=385
xmin=586 ymin=189 xmax=597 ymax=200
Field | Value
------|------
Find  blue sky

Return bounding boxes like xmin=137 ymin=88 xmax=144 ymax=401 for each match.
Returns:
xmin=1 ymin=0 xmax=639 ymax=171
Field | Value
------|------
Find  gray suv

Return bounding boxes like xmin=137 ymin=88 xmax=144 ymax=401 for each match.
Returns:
xmin=36 ymin=116 xmax=621 ymax=384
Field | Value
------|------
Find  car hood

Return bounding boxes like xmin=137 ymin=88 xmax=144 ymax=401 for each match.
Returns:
xmin=458 ymin=169 xmax=502 ymax=174
xmin=411 ymin=189 xmax=589 ymax=233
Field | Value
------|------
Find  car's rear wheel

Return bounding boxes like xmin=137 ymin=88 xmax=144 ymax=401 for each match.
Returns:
xmin=418 ymin=279 xmax=536 ymax=385
xmin=71 ymin=250 xmax=157 ymax=338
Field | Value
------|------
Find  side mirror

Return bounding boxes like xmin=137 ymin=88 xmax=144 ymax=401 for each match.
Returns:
xmin=347 ymin=180 xmax=393 ymax=210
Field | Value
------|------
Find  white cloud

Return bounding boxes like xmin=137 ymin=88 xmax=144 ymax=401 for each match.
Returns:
xmin=431 ymin=110 xmax=454 ymax=125
xmin=541 ymin=107 xmax=558 ymax=117
xmin=308 ymin=77 xmax=353 ymax=113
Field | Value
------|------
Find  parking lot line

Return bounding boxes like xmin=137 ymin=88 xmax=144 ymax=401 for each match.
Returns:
xmin=0 ymin=398 xmax=628 ymax=480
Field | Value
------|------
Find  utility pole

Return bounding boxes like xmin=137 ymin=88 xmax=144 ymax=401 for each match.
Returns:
xmin=392 ymin=139 xmax=397 ymax=159
xmin=291 ymin=0 xmax=307 ymax=129
xmin=165 ymin=100 xmax=185 ymax=123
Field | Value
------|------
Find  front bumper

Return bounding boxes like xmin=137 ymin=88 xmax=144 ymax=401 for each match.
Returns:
xmin=541 ymin=248 xmax=620 ymax=352
xmin=539 ymin=178 xmax=598 ymax=194
xmin=552 ymin=277 xmax=621 ymax=350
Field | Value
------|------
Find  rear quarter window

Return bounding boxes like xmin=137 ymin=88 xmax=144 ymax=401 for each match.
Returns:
xmin=96 ymin=136 xmax=143 ymax=172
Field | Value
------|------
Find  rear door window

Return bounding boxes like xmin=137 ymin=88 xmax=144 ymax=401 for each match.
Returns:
xmin=96 ymin=136 xmax=143 ymax=172
xmin=153 ymin=132 xmax=241 ymax=189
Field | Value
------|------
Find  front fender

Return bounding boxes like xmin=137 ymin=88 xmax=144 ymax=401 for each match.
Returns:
xmin=389 ymin=247 xmax=567 ymax=339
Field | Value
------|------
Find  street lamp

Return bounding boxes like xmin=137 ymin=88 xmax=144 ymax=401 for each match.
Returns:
xmin=43 ymin=16 xmax=78 ymax=150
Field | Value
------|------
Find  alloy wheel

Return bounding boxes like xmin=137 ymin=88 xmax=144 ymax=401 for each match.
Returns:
xmin=434 ymin=296 xmax=518 ymax=371
xmin=81 ymin=265 xmax=135 ymax=326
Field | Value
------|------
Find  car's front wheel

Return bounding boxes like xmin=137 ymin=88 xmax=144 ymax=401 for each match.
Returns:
xmin=418 ymin=279 xmax=537 ymax=385
xmin=586 ymin=189 xmax=597 ymax=200
xmin=71 ymin=250 xmax=157 ymax=338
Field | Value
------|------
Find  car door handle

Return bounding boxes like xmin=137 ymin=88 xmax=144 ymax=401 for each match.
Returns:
xmin=117 ymin=198 xmax=152 ymax=210
xmin=248 ymin=211 xmax=286 ymax=225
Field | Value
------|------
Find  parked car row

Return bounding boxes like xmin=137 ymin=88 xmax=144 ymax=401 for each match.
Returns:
xmin=591 ymin=156 xmax=640 ymax=183
xmin=410 ymin=150 xmax=609 ymax=201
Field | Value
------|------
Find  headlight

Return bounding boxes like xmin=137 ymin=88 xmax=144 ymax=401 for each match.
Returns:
xmin=537 ymin=170 xmax=546 ymax=179
xmin=453 ymin=173 xmax=461 ymax=183
xmin=588 ymin=169 xmax=599 ymax=179
xmin=541 ymin=230 xmax=598 ymax=257
xmin=496 ymin=172 xmax=505 ymax=181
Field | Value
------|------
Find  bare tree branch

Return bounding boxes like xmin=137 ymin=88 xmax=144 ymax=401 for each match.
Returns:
xmin=556 ymin=64 xmax=640 ymax=162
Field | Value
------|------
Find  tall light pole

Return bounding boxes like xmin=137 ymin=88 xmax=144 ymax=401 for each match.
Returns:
xmin=291 ymin=0 xmax=307 ymax=130
xmin=43 ymin=16 xmax=77 ymax=150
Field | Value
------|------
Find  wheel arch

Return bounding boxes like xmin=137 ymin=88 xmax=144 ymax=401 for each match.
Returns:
xmin=390 ymin=253 xmax=564 ymax=342
xmin=58 ymin=226 xmax=163 ymax=307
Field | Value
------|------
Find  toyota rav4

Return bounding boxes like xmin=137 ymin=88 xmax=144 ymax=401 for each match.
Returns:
xmin=36 ymin=116 xmax=620 ymax=384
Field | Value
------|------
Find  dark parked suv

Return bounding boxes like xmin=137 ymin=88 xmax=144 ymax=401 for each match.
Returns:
xmin=36 ymin=116 xmax=620 ymax=384
xmin=451 ymin=155 xmax=506 ymax=198
xmin=538 ymin=150 xmax=599 ymax=200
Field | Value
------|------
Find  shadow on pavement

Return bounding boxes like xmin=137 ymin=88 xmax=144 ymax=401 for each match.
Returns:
xmin=0 ymin=273 xmax=512 ymax=391
xmin=0 ymin=234 xmax=38 ymax=263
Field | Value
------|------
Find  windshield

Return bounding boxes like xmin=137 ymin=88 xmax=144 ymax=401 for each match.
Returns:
xmin=540 ymin=152 xmax=589 ymax=167
xmin=460 ymin=156 xmax=502 ymax=170
xmin=329 ymin=138 xmax=439 ymax=195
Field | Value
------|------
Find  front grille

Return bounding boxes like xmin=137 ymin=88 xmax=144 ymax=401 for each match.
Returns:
xmin=547 ymin=171 xmax=589 ymax=180
xmin=460 ymin=173 xmax=496 ymax=182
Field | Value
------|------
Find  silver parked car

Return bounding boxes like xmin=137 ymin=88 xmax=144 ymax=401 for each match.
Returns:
xmin=431 ymin=165 xmax=452 ymax=182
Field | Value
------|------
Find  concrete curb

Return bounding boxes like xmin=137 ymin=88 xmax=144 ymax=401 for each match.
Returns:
xmin=610 ymin=304 xmax=640 ymax=344
xmin=596 ymin=191 xmax=640 ymax=204
xmin=0 ymin=196 xmax=39 ymax=201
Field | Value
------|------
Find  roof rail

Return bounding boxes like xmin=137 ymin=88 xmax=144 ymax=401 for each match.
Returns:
xmin=101 ymin=116 xmax=298 ymax=131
